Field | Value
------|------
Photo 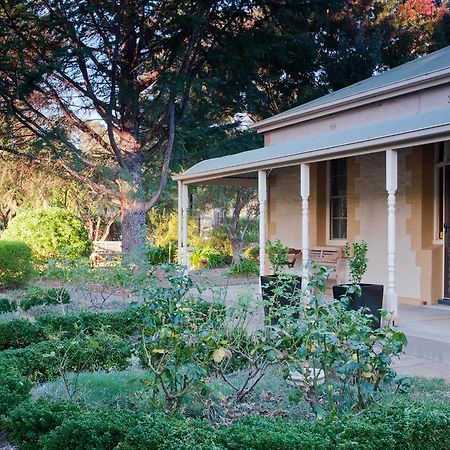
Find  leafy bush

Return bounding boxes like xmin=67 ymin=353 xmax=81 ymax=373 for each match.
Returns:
xmin=0 ymin=240 xmax=34 ymax=288
xmin=190 ymin=246 xmax=226 ymax=268
xmin=227 ymin=258 xmax=259 ymax=277
xmin=140 ymin=269 xmax=225 ymax=410
xmin=0 ymin=298 xmax=17 ymax=314
xmin=345 ymin=240 xmax=369 ymax=284
xmin=0 ymin=334 xmax=132 ymax=382
xmin=0 ymin=307 xmax=144 ymax=351
xmin=148 ymin=243 xmax=177 ymax=265
xmin=0 ymin=319 xmax=46 ymax=351
xmin=5 ymin=400 xmax=450 ymax=450
xmin=266 ymin=240 xmax=289 ymax=274
xmin=280 ymin=265 xmax=407 ymax=416
xmin=36 ymin=307 xmax=145 ymax=339
xmin=118 ymin=413 xmax=220 ymax=450
xmin=2 ymin=208 xmax=91 ymax=261
xmin=0 ymin=364 xmax=33 ymax=416
xmin=205 ymin=227 xmax=232 ymax=257
xmin=3 ymin=399 xmax=81 ymax=450
xmin=244 ymin=245 xmax=259 ymax=261
xmin=20 ymin=287 xmax=71 ymax=311
xmin=39 ymin=409 xmax=138 ymax=450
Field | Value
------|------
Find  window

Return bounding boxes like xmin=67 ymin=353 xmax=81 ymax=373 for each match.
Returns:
xmin=329 ymin=159 xmax=347 ymax=240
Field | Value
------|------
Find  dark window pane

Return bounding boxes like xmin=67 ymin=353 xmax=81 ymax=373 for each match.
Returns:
xmin=330 ymin=159 xmax=347 ymax=239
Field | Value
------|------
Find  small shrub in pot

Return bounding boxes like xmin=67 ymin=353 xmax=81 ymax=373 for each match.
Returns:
xmin=333 ymin=241 xmax=384 ymax=328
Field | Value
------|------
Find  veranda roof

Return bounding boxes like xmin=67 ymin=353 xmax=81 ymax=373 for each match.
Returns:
xmin=174 ymin=107 xmax=450 ymax=183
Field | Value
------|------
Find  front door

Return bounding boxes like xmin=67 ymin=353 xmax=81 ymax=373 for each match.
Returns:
xmin=444 ymin=165 xmax=450 ymax=299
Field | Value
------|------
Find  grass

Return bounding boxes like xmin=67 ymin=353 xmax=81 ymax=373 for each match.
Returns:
xmin=32 ymin=364 xmax=450 ymax=423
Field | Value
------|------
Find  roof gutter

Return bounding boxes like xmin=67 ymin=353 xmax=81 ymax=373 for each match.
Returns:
xmin=251 ymin=68 xmax=450 ymax=133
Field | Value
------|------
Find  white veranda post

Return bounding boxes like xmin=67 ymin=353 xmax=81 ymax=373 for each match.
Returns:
xmin=177 ymin=181 xmax=183 ymax=264
xmin=181 ymin=182 xmax=189 ymax=269
xmin=386 ymin=149 xmax=398 ymax=319
xmin=258 ymin=170 xmax=267 ymax=277
xmin=300 ymin=164 xmax=310 ymax=281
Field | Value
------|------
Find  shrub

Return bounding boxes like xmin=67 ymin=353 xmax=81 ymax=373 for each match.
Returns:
xmin=3 ymin=399 xmax=80 ymax=450
xmin=0 ymin=364 xmax=33 ymax=416
xmin=0 ymin=240 xmax=34 ymax=288
xmin=0 ymin=334 xmax=133 ymax=382
xmin=148 ymin=243 xmax=177 ymax=265
xmin=0 ymin=307 xmax=144 ymax=352
xmin=190 ymin=246 xmax=225 ymax=269
xmin=245 ymin=245 xmax=259 ymax=261
xmin=36 ymin=307 xmax=144 ymax=339
xmin=2 ymin=208 xmax=91 ymax=260
xmin=205 ymin=227 xmax=232 ymax=257
xmin=20 ymin=287 xmax=71 ymax=311
xmin=0 ymin=298 xmax=17 ymax=314
xmin=140 ymin=270 xmax=225 ymax=410
xmin=227 ymin=258 xmax=259 ymax=277
xmin=118 ymin=413 xmax=220 ymax=450
xmin=0 ymin=319 xmax=46 ymax=351
xmin=39 ymin=409 xmax=137 ymax=450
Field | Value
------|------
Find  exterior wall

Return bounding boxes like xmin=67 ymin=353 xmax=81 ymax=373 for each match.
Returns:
xmin=266 ymin=145 xmax=444 ymax=305
xmin=264 ymin=84 xmax=450 ymax=147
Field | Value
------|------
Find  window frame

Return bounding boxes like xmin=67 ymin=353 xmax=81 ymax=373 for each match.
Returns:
xmin=434 ymin=141 xmax=450 ymax=245
xmin=326 ymin=158 xmax=348 ymax=245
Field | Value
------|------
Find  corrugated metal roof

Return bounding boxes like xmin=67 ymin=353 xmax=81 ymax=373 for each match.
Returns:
xmin=253 ymin=46 xmax=450 ymax=129
xmin=176 ymin=107 xmax=450 ymax=181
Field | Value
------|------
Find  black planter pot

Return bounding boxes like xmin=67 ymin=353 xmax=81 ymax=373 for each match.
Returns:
xmin=261 ymin=275 xmax=302 ymax=325
xmin=333 ymin=283 xmax=384 ymax=329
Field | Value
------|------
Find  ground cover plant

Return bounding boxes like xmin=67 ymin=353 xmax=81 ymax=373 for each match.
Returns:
xmin=0 ymin=263 xmax=449 ymax=449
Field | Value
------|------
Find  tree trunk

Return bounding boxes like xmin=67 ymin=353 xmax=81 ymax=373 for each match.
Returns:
xmin=230 ymin=237 xmax=243 ymax=265
xmin=121 ymin=202 xmax=147 ymax=265
xmin=118 ymin=154 xmax=148 ymax=266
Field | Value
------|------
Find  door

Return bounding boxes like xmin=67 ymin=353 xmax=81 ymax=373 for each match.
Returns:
xmin=444 ymin=165 xmax=450 ymax=298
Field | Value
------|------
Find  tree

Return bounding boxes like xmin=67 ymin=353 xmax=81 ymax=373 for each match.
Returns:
xmin=195 ymin=185 xmax=258 ymax=264
xmin=0 ymin=0 xmax=256 ymax=263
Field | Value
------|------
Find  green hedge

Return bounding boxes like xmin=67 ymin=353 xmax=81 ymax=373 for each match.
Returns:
xmin=0 ymin=319 xmax=46 ymax=351
xmin=0 ymin=307 xmax=144 ymax=351
xmin=0 ymin=240 xmax=34 ymax=288
xmin=0 ymin=334 xmax=132 ymax=382
xmin=3 ymin=400 xmax=450 ymax=450
xmin=0 ymin=298 xmax=17 ymax=314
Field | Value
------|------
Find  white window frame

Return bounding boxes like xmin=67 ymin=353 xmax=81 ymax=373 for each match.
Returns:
xmin=326 ymin=159 xmax=348 ymax=246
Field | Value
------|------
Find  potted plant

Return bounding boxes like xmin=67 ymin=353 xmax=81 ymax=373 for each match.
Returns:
xmin=332 ymin=241 xmax=383 ymax=328
xmin=261 ymin=240 xmax=302 ymax=324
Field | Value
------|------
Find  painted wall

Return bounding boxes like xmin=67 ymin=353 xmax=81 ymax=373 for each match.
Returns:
xmin=264 ymin=84 xmax=450 ymax=147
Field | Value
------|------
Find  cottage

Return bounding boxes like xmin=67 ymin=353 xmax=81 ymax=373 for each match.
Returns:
xmin=174 ymin=46 xmax=450 ymax=319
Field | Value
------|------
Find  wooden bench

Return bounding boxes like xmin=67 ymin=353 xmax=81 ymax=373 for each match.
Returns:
xmin=285 ymin=246 xmax=348 ymax=284
xmin=90 ymin=241 xmax=122 ymax=267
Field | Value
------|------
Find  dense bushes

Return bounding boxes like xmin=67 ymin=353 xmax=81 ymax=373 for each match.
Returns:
xmin=0 ymin=307 xmax=144 ymax=351
xmin=20 ymin=287 xmax=71 ymax=311
xmin=0 ymin=298 xmax=17 ymax=314
xmin=190 ymin=246 xmax=226 ymax=268
xmin=227 ymin=258 xmax=259 ymax=276
xmin=0 ymin=319 xmax=45 ymax=351
xmin=3 ymin=399 xmax=450 ymax=450
xmin=0 ymin=240 xmax=34 ymax=288
xmin=0 ymin=334 xmax=132 ymax=382
xmin=2 ymin=208 xmax=91 ymax=260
